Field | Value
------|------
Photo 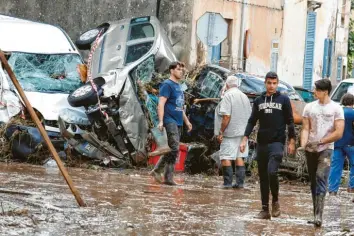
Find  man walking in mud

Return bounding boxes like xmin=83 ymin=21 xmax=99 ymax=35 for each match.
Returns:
xmin=150 ymin=61 xmax=192 ymax=185
xmin=240 ymin=72 xmax=296 ymax=219
xmin=215 ymin=76 xmax=251 ymax=188
xmin=300 ymin=79 xmax=344 ymax=227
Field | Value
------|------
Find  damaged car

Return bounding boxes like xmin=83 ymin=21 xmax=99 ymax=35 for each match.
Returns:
xmin=59 ymin=16 xmax=176 ymax=166
xmin=0 ymin=14 xmax=87 ymax=161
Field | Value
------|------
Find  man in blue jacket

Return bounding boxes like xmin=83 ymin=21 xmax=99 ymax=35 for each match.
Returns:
xmin=240 ymin=72 xmax=296 ymax=219
xmin=329 ymin=93 xmax=354 ymax=195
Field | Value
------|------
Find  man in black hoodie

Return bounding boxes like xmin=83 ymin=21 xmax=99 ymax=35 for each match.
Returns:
xmin=240 ymin=72 xmax=296 ymax=219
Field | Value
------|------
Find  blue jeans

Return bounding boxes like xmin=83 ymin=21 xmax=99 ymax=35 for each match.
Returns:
xmin=328 ymin=146 xmax=354 ymax=193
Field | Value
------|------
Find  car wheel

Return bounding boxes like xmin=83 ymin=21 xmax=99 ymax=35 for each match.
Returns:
xmin=75 ymin=24 xmax=109 ymax=50
xmin=68 ymin=83 xmax=99 ymax=107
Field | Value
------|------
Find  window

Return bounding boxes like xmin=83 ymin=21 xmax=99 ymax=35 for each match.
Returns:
xmin=271 ymin=40 xmax=279 ymax=72
xmin=332 ymin=82 xmax=353 ymax=102
xmin=128 ymin=23 xmax=154 ymax=41
xmin=125 ymin=42 xmax=153 ymax=64
xmin=199 ymin=71 xmax=224 ymax=98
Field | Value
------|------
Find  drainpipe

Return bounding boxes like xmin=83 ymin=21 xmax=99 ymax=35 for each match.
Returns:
xmin=156 ymin=0 xmax=161 ymax=19
xmin=238 ymin=0 xmax=246 ymax=71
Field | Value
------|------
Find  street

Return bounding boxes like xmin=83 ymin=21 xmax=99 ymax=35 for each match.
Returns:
xmin=0 ymin=163 xmax=353 ymax=235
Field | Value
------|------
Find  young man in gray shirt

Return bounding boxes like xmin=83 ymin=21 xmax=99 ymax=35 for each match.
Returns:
xmin=215 ymin=76 xmax=252 ymax=188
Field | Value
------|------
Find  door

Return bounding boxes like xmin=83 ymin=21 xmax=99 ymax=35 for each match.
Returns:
xmin=211 ymin=44 xmax=221 ymax=65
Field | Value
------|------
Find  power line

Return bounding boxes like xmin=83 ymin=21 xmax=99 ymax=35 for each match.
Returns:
xmin=224 ymin=0 xmax=283 ymax=11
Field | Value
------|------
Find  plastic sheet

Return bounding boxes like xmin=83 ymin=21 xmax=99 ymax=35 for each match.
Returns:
xmin=8 ymin=53 xmax=83 ymax=93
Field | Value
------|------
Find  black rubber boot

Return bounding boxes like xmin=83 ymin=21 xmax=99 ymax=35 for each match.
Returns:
xmin=233 ymin=166 xmax=245 ymax=188
xmin=163 ymin=163 xmax=177 ymax=186
xmin=221 ymin=166 xmax=233 ymax=189
xmin=149 ymin=156 xmax=165 ymax=183
xmin=314 ymin=194 xmax=325 ymax=227
xmin=307 ymin=194 xmax=316 ymax=224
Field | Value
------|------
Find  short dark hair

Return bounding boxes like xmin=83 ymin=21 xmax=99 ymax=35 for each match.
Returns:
xmin=341 ymin=93 xmax=354 ymax=106
xmin=265 ymin=71 xmax=278 ymax=81
xmin=169 ymin=61 xmax=184 ymax=72
xmin=315 ymin=79 xmax=332 ymax=94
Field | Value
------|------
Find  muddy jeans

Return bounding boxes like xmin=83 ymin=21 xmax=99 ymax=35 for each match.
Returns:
xmin=164 ymin=122 xmax=181 ymax=164
xmin=256 ymin=142 xmax=284 ymax=210
xmin=305 ymin=150 xmax=332 ymax=198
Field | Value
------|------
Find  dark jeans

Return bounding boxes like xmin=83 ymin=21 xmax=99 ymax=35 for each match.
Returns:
xmin=164 ymin=122 xmax=181 ymax=164
xmin=256 ymin=142 xmax=284 ymax=210
xmin=306 ymin=150 xmax=332 ymax=198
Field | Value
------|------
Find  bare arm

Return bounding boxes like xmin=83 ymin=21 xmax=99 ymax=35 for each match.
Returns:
xmin=321 ymin=119 xmax=344 ymax=144
xmin=158 ymin=96 xmax=167 ymax=128
xmin=220 ymin=115 xmax=231 ymax=134
xmin=300 ymin=117 xmax=310 ymax=148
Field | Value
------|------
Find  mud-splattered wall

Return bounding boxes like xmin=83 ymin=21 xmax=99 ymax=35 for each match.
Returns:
xmin=0 ymin=0 xmax=157 ymax=40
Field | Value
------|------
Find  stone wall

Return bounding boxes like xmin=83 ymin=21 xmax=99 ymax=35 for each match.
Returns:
xmin=0 ymin=0 xmax=157 ymax=42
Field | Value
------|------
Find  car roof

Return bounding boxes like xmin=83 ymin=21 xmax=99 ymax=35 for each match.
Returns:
xmin=0 ymin=14 xmax=78 ymax=54
xmin=339 ymin=78 xmax=354 ymax=84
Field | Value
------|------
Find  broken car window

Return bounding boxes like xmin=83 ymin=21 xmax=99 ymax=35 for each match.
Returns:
xmin=129 ymin=23 xmax=154 ymax=41
xmin=7 ymin=53 xmax=83 ymax=93
xmin=199 ymin=71 xmax=224 ymax=98
xmin=125 ymin=42 xmax=153 ymax=64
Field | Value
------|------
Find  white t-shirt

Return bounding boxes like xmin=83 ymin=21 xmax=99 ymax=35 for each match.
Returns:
xmin=214 ymin=87 xmax=251 ymax=137
xmin=302 ymin=100 xmax=344 ymax=152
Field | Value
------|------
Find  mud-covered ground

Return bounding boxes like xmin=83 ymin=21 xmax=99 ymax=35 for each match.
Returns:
xmin=0 ymin=163 xmax=353 ymax=236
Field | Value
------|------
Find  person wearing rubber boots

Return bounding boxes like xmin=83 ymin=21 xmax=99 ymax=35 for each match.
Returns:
xmin=300 ymin=79 xmax=344 ymax=227
xmin=329 ymin=93 xmax=354 ymax=195
xmin=215 ymin=76 xmax=251 ymax=189
xmin=240 ymin=71 xmax=296 ymax=220
xmin=149 ymin=61 xmax=192 ymax=185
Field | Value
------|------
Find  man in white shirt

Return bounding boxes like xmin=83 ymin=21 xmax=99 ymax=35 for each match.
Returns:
xmin=214 ymin=76 xmax=251 ymax=188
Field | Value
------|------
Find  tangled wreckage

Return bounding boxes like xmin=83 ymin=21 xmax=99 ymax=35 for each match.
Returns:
xmin=0 ymin=15 xmax=308 ymax=176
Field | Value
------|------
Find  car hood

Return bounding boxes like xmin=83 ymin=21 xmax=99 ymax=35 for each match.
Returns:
xmin=24 ymin=92 xmax=84 ymax=121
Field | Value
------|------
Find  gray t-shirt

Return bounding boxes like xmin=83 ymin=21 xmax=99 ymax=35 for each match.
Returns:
xmin=214 ymin=87 xmax=252 ymax=137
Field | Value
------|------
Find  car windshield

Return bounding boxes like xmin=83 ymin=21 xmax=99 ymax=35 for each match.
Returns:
xmin=7 ymin=52 xmax=83 ymax=93
xmin=331 ymin=82 xmax=354 ymax=102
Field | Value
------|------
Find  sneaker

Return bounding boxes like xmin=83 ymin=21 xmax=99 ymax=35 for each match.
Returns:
xmin=255 ymin=210 xmax=271 ymax=219
xmin=272 ymin=202 xmax=281 ymax=217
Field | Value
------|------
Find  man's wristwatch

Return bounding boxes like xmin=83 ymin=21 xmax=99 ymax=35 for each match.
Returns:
xmin=219 ymin=131 xmax=224 ymax=135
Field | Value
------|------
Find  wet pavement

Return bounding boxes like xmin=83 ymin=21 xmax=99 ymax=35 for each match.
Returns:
xmin=0 ymin=163 xmax=353 ymax=236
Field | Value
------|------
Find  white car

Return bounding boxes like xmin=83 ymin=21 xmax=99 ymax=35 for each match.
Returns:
xmin=330 ymin=78 xmax=354 ymax=103
xmin=0 ymin=14 xmax=88 ymax=133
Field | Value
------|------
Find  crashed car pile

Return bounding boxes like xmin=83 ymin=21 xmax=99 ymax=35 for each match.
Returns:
xmin=0 ymin=14 xmax=308 ymax=176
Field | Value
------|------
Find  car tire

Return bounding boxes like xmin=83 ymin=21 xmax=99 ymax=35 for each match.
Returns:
xmin=68 ymin=83 xmax=99 ymax=107
xmin=75 ymin=24 xmax=109 ymax=50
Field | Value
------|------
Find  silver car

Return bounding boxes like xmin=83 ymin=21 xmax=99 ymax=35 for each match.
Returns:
xmin=60 ymin=16 xmax=177 ymax=165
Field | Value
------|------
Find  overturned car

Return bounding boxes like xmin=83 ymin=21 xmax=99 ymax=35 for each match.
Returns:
xmin=59 ymin=16 xmax=176 ymax=166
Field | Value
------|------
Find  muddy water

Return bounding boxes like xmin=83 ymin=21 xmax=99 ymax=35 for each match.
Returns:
xmin=0 ymin=163 xmax=353 ymax=236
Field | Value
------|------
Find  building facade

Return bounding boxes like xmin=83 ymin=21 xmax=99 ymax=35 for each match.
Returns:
xmin=184 ymin=0 xmax=351 ymax=88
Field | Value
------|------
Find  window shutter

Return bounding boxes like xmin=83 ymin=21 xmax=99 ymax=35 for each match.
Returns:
xmin=303 ymin=12 xmax=317 ymax=90
xmin=322 ymin=39 xmax=329 ymax=78
xmin=337 ymin=56 xmax=343 ymax=81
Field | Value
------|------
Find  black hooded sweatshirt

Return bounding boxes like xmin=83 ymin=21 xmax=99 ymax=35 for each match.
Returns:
xmin=244 ymin=91 xmax=295 ymax=145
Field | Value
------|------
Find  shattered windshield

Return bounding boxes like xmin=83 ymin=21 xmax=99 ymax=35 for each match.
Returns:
xmin=7 ymin=53 xmax=83 ymax=93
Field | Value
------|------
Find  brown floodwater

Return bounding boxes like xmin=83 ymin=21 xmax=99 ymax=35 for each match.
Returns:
xmin=0 ymin=163 xmax=353 ymax=235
